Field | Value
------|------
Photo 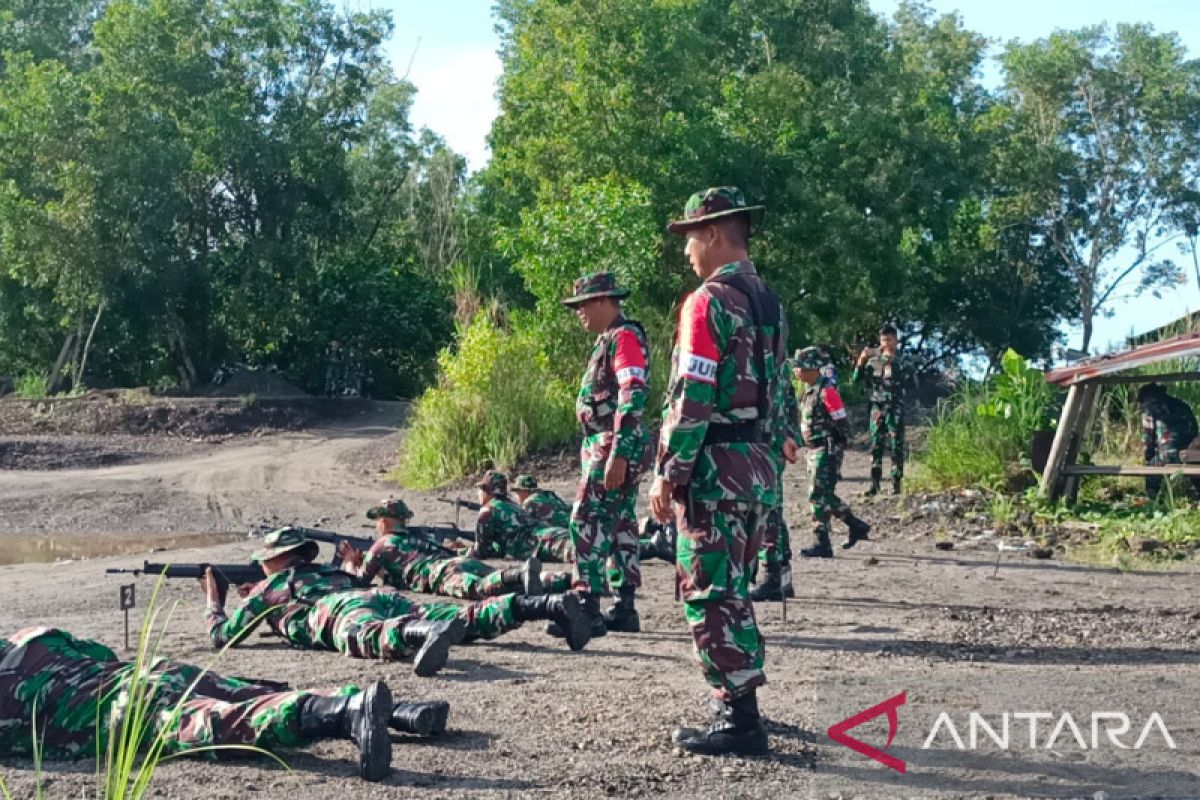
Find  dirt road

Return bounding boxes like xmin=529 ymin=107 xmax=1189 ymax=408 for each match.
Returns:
xmin=2 ymin=413 xmax=1199 ymax=799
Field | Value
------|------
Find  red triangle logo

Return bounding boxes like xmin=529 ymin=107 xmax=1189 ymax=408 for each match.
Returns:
xmin=827 ymin=691 xmax=907 ymax=774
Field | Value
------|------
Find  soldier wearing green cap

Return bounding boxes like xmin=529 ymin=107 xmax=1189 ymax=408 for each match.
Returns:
xmin=202 ymin=527 xmax=592 ymax=670
xmin=335 ymin=498 xmax=570 ymax=600
xmin=791 ymin=347 xmax=871 ymax=560
xmin=852 ymin=323 xmax=913 ymax=494
xmin=512 ymin=474 xmax=572 ymax=528
xmin=650 ymin=187 xmax=794 ymax=756
xmin=561 ymin=270 xmax=652 ymax=635
xmin=469 ymin=470 xmax=577 ymax=566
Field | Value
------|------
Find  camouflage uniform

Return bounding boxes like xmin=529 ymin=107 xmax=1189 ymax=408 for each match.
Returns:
xmin=473 ymin=492 xmax=575 ymax=566
xmin=522 ymin=489 xmax=572 ymax=529
xmin=657 ymin=258 xmax=787 ymax=702
xmin=350 ymin=527 xmax=510 ymax=600
xmin=1141 ymin=386 xmax=1200 ymax=498
xmin=208 ymin=563 xmax=527 ymax=657
xmin=0 ymin=626 xmax=351 ymax=760
xmin=758 ymin=373 xmax=799 ymax=573
xmin=853 ymin=348 xmax=912 ymax=486
xmin=568 ymin=295 xmax=651 ymax=599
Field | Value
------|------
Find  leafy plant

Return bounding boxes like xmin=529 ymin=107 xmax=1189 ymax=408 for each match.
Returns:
xmin=14 ymin=372 xmax=47 ymax=399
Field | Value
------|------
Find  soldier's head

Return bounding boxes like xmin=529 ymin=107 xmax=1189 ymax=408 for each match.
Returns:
xmin=512 ymin=473 xmax=538 ymax=504
xmin=366 ymin=498 xmax=412 ymax=536
xmin=252 ymin=527 xmax=319 ymax=576
xmin=878 ymin=324 xmax=899 ymax=354
xmin=476 ymin=469 xmax=509 ymax=503
xmin=666 ymin=187 xmax=763 ymax=279
xmin=1137 ymin=383 xmax=1168 ymax=410
xmin=563 ymin=272 xmax=628 ymax=333
xmin=793 ymin=346 xmax=826 ymax=385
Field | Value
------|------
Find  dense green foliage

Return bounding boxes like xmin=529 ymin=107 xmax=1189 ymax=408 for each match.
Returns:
xmin=0 ymin=0 xmax=457 ymax=396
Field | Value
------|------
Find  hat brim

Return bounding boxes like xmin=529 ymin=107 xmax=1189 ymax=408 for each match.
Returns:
xmin=251 ymin=540 xmax=319 ymax=564
xmin=666 ymin=205 xmax=765 ymax=234
xmin=561 ymin=288 xmax=631 ymax=308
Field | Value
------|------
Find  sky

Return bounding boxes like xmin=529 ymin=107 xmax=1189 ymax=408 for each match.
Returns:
xmin=368 ymin=0 xmax=1200 ymax=354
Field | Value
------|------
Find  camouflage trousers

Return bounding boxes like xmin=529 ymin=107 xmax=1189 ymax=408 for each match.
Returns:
xmin=756 ymin=504 xmax=791 ymax=568
xmin=308 ymin=589 xmax=522 ymax=659
xmin=675 ymin=496 xmax=767 ymax=702
xmin=419 ymin=555 xmax=509 ymax=601
xmin=808 ymin=446 xmax=851 ymax=537
xmin=535 ymin=527 xmax=575 ymax=564
xmin=869 ymin=402 xmax=905 ymax=478
xmin=0 ymin=657 xmax=349 ymax=760
xmin=570 ymin=453 xmax=644 ymax=595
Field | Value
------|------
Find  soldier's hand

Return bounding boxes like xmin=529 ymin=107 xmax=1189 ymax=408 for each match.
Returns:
xmin=857 ymin=347 xmax=872 ymax=367
xmin=649 ymin=477 xmax=674 ymax=523
xmin=782 ymin=437 xmax=800 ymax=464
xmin=603 ymin=456 xmax=628 ymax=491
xmin=235 ymin=582 xmax=253 ymax=599
xmin=337 ymin=540 xmax=363 ymax=569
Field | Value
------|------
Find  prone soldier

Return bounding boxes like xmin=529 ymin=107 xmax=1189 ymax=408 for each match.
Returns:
xmin=0 ymin=626 xmax=453 ymax=781
xmin=853 ymin=323 xmax=913 ymax=495
xmin=512 ymin=474 xmax=572 ymax=528
xmin=470 ymin=471 xmax=575 ymax=565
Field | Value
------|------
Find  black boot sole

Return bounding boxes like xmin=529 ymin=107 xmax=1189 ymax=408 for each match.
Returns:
xmin=413 ymin=617 xmax=467 ymax=678
xmin=842 ymin=527 xmax=871 ymax=550
xmin=561 ymin=592 xmax=592 ymax=651
xmin=356 ymin=681 xmax=393 ymax=782
xmin=603 ymin=608 xmax=641 ymax=633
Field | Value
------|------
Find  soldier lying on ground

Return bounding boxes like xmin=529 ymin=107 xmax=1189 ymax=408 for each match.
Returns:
xmin=468 ymin=471 xmax=575 ymax=564
xmin=0 ymin=626 xmax=453 ymax=782
xmin=204 ymin=528 xmax=591 ymax=672
xmin=512 ymin=474 xmax=572 ymax=528
xmin=337 ymin=498 xmax=572 ymax=598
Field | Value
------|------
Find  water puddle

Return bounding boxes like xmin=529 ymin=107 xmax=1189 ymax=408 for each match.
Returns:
xmin=0 ymin=532 xmax=246 ymax=566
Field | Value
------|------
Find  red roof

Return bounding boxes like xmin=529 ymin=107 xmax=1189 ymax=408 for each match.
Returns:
xmin=1045 ymin=331 xmax=1200 ymax=386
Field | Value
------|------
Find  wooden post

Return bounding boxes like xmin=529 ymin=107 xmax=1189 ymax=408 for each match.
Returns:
xmin=1063 ymin=383 xmax=1100 ymax=504
xmin=1040 ymin=384 xmax=1084 ymax=501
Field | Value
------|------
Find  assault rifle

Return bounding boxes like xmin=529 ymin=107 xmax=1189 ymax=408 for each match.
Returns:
xmin=436 ymin=496 xmax=481 ymax=529
xmin=283 ymin=524 xmax=473 ymax=568
xmin=106 ymin=561 xmax=266 ymax=606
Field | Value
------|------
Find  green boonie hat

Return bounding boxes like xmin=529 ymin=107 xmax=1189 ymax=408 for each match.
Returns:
xmin=251 ymin=526 xmax=319 ymax=564
xmin=477 ymin=469 xmax=509 ymax=495
xmin=562 ymin=271 xmax=631 ymax=308
xmin=513 ymin=474 xmax=538 ymax=490
xmin=366 ymin=498 xmax=412 ymax=521
xmin=666 ymin=187 xmax=764 ymax=234
xmin=792 ymin=346 xmax=828 ymax=371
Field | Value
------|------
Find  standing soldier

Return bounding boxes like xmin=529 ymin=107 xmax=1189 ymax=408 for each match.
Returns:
xmin=1139 ymin=383 xmax=1200 ymax=498
xmin=561 ymin=271 xmax=652 ymax=635
xmin=325 ymin=340 xmax=346 ymax=397
xmin=649 ymin=187 xmax=792 ymax=756
xmin=853 ymin=324 xmax=913 ymax=495
xmin=792 ymin=347 xmax=872 ymax=559
xmin=512 ymin=474 xmax=572 ymax=528
xmin=750 ymin=360 xmax=799 ymax=602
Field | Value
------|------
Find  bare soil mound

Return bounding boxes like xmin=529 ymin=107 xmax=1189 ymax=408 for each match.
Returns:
xmin=199 ymin=366 xmax=310 ymax=398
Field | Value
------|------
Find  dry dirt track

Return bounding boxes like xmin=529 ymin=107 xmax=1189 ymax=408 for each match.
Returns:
xmin=2 ymin=409 xmax=1200 ymax=799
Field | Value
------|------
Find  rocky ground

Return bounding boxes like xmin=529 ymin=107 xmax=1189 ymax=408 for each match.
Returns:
xmin=1 ymin=403 xmax=1198 ymax=799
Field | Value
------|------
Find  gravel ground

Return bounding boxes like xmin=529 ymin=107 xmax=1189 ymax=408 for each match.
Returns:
xmin=1 ymin=409 xmax=1198 ymax=799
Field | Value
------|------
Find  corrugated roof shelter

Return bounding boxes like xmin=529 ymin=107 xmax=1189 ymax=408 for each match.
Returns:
xmin=1040 ymin=331 xmax=1200 ymax=501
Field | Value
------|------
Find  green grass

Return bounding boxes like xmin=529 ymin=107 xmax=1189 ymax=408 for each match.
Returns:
xmin=14 ymin=372 xmax=47 ymax=399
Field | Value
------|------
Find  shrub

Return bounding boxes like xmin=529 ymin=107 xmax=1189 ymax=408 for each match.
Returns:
xmin=398 ymin=311 xmax=577 ymax=488
xmin=14 ymin=372 xmax=47 ymax=398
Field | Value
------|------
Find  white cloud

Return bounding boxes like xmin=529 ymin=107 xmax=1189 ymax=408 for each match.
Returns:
xmin=406 ymin=47 xmax=501 ymax=172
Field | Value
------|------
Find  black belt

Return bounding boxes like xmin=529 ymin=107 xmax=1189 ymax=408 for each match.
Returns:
xmin=703 ymin=421 xmax=768 ymax=445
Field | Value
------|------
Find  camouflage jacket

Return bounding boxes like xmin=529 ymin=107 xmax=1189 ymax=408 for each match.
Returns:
xmin=1143 ymin=394 xmax=1199 ymax=463
xmin=207 ymin=563 xmax=356 ymax=648
xmin=577 ymin=313 xmax=651 ymax=466
xmin=0 ymin=627 xmax=133 ymax=758
xmin=349 ymin=526 xmax=451 ymax=590
xmin=656 ymin=260 xmax=788 ymax=504
xmin=522 ymin=489 xmax=572 ymax=528
xmin=853 ymin=349 xmax=913 ymax=406
xmin=799 ymin=376 xmax=850 ymax=449
xmin=473 ymin=495 xmax=539 ymax=560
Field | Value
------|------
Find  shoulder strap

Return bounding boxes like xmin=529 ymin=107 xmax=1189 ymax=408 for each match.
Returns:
xmin=707 ymin=271 xmax=782 ymax=422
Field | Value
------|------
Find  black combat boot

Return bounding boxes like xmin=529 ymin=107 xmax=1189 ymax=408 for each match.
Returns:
xmin=650 ymin=524 xmax=677 ymax=563
xmin=842 ymin=515 xmax=872 ymax=550
xmin=799 ymin=531 xmax=834 ymax=559
xmin=500 ymin=557 xmax=544 ymax=596
xmin=516 ymin=592 xmax=592 ymax=651
xmin=673 ymin=691 xmax=769 ymax=756
xmin=892 ymin=476 xmax=903 ymax=495
xmin=299 ymin=680 xmax=392 ymax=781
xmin=602 ymin=586 xmax=640 ymax=633
xmin=402 ymin=618 xmax=467 ymax=678
xmin=866 ymin=467 xmax=882 ymax=496
xmin=749 ymin=563 xmax=793 ymax=601
xmin=390 ymin=700 xmax=450 ymax=736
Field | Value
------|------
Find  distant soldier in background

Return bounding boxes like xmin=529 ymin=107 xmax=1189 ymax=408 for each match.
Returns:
xmin=562 ymin=271 xmax=652 ymax=635
xmin=512 ymin=474 xmax=572 ymax=528
xmin=470 ymin=470 xmax=575 ymax=565
xmin=750 ymin=354 xmax=799 ymax=602
xmin=1139 ymin=383 xmax=1200 ymax=498
xmin=325 ymin=339 xmax=346 ymax=397
xmin=793 ymin=347 xmax=872 ymax=558
xmin=853 ymin=324 xmax=913 ymax=495
xmin=818 ymin=347 xmax=845 ymax=480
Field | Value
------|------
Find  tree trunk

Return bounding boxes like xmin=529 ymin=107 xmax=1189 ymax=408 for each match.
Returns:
xmin=76 ymin=301 xmax=106 ymax=391
xmin=1080 ymin=315 xmax=1094 ymax=357
xmin=46 ymin=333 xmax=76 ymax=395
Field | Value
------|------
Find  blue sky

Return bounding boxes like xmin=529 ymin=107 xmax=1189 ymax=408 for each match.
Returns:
xmin=368 ymin=0 xmax=1200 ymax=353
